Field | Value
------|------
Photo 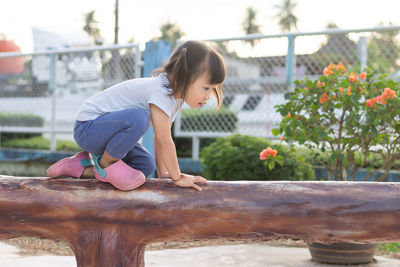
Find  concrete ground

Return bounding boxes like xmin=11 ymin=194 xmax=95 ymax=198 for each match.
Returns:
xmin=1 ymin=241 xmax=399 ymax=267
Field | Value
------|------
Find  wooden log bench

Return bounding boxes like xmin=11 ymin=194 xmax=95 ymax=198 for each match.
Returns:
xmin=1 ymin=175 xmax=400 ymax=267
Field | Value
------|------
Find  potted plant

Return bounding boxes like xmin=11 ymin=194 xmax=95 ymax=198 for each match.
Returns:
xmin=271 ymin=63 xmax=400 ymax=264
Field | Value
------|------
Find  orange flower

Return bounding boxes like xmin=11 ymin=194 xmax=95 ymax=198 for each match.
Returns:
xmin=336 ymin=62 xmax=346 ymax=72
xmin=260 ymin=148 xmax=270 ymax=160
xmin=359 ymin=87 xmax=363 ymax=92
xmin=280 ymin=136 xmax=285 ymax=141
xmin=383 ymin=87 xmax=396 ymax=98
xmin=323 ymin=67 xmax=333 ymax=76
xmin=320 ymin=93 xmax=330 ymax=104
xmin=348 ymin=72 xmax=358 ymax=82
xmin=304 ymin=87 xmax=308 ymax=91
xmin=359 ymin=72 xmax=367 ymax=80
xmin=287 ymin=113 xmax=292 ymax=118
xmin=376 ymin=95 xmax=386 ymax=104
xmin=366 ymin=99 xmax=376 ymax=107
xmin=260 ymin=147 xmax=277 ymax=160
xmin=317 ymin=81 xmax=325 ymax=87
xmin=339 ymin=87 xmax=344 ymax=93
xmin=327 ymin=63 xmax=335 ymax=70
xmin=347 ymin=87 xmax=352 ymax=96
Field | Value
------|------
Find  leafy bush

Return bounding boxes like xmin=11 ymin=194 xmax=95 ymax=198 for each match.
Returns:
xmin=2 ymin=136 xmax=80 ymax=151
xmin=292 ymin=146 xmax=400 ymax=170
xmin=201 ymin=134 xmax=315 ymax=181
xmin=378 ymin=243 xmax=400 ymax=253
xmin=274 ymin=63 xmax=400 ymax=181
xmin=0 ymin=112 xmax=44 ymax=142
xmin=181 ymin=108 xmax=237 ymax=132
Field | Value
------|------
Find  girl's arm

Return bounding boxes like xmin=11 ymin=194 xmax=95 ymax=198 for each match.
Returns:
xmin=150 ymin=104 xmax=208 ymax=191
xmin=153 ymin=133 xmax=169 ymax=178
xmin=150 ymin=104 xmax=181 ymax=181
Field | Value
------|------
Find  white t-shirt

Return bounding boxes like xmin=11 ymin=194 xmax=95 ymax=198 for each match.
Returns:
xmin=75 ymin=74 xmax=183 ymax=123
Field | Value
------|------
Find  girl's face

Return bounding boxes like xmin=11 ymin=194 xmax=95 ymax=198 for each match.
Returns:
xmin=184 ymin=72 xmax=218 ymax=109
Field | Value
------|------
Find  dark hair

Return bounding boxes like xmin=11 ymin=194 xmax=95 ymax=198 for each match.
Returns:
xmin=152 ymin=40 xmax=226 ymax=108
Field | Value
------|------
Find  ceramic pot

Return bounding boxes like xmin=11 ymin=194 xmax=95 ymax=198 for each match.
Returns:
xmin=307 ymin=242 xmax=378 ymax=264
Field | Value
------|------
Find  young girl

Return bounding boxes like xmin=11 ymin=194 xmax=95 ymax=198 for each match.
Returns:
xmin=46 ymin=40 xmax=226 ymax=192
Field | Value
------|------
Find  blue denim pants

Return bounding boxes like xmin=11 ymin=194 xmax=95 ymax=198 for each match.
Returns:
xmin=73 ymin=108 xmax=156 ymax=177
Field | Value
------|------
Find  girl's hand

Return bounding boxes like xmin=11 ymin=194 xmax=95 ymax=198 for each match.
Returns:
xmin=174 ymin=173 xmax=208 ymax=191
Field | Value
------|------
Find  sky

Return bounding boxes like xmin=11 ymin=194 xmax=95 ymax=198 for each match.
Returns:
xmin=1 ymin=0 xmax=400 ymax=53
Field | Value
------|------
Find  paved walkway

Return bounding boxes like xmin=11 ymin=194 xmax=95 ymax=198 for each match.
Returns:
xmin=1 ymin=241 xmax=399 ymax=267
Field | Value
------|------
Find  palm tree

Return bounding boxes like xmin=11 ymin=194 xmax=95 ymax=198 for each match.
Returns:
xmin=274 ymin=0 xmax=298 ymax=32
xmin=83 ymin=10 xmax=102 ymax=45
xmin=242 ymin=7 xmax=261 ymax=47
xmin=157 ymin=20 xmax=185 ymax=48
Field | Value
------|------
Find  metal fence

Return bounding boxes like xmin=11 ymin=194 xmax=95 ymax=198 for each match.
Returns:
xmin=173 ymin=25 xmax=400 ymax=159
xmin=1 ymin=26 xmax=400 ymax=159
xmin=0 ymin=43 xmax=141 ymax=150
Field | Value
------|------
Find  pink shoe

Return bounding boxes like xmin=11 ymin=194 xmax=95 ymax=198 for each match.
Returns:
xmin=46 ymin=151 xmax=93 ymax=178
xmin=92 ymin=155 xmax=145 ymax=191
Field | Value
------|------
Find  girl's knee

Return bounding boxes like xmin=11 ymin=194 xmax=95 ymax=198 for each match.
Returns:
xmin=125 ymin=109 xmax=150 ymax=136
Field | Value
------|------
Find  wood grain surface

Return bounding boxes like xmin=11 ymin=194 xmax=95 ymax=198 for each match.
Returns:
xmin=1 ymin=175 xmax=400 ymax=266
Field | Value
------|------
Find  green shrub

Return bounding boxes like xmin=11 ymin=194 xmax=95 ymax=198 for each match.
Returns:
xmin=0 ymin=113 xmax=44 ymax=127
xmin=0 ymin=112 xmax=44 ymax=142
xmin=378 ymin=243 xmax=400 ymax=253
xmin=2 ymin=136 xmax=80 ymax=151
xmin=201 ymin=134 xmax=315 ymax=181
xmin=181 ymin=108 xmax=237 ymax=132
xmin=300 ymin=148 xmax=400 ymax=170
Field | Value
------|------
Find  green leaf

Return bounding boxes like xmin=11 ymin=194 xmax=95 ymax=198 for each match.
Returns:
xmin=271 ymin=128 xmax=280 ymax=136
xmin=284 ymin=92 xmax=293 ymax=100
xmin=371 ymin=128 xmax=378 ymax=137
xmin=268 ymin=161 xmax=276 ymax=171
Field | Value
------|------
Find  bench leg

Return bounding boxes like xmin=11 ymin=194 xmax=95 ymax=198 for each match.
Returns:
xmin=68 ymin=226 xmax=146 ymax=267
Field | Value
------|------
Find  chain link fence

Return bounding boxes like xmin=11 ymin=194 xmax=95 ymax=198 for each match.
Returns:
xmin=1 ymin=26 xmax=400 ymax=158
xmin=173 ymin=26 xmax=400 ymax=159
xmin=0 ymin=44 xmax=141 ymax=150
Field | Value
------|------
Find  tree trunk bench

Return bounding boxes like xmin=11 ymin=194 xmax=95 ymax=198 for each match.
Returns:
xmin=1 ymin=175 xmax=400 ymax=267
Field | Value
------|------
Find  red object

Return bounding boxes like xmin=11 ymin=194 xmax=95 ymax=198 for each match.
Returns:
xmin=0 ymin=39 xmax=24 ymax=74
